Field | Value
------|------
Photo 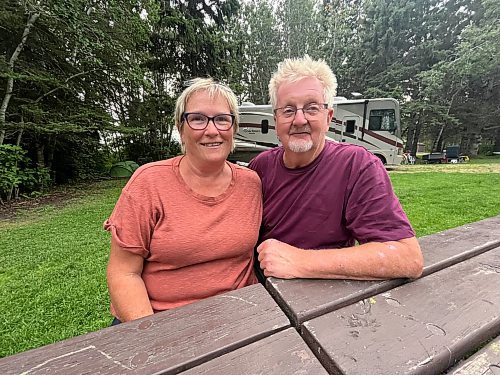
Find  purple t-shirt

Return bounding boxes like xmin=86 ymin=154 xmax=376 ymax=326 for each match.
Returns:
xmin=248 ymin=140 xmax=415 ymax=249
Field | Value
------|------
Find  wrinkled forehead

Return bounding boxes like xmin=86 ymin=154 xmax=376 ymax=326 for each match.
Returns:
xmin=276 ymin=77 xmax=326 ymax=105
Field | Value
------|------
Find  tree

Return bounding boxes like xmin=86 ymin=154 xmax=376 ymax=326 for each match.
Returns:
xmin=0 ymin=2 xmax=39 ymax=144
xmin=117 ymin=0 xmax=240 ymax=162
xmin=0 ymin=0 xmax=155 ymax=182
xmin=227 ymin=0 xmax=282 ymax=104
xmin=410 ymin=0 xmax=499 ymax=154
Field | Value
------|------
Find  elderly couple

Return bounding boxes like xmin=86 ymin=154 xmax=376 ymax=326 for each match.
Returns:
xmin=104 ymin=56 xmax=424 ymax=324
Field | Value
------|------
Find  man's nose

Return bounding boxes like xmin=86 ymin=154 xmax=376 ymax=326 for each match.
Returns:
xmin=293 ymin=108 xmax=308 ymax=124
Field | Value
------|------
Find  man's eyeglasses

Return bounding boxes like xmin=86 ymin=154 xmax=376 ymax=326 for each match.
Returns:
xmin=274 ymin=103 xmax=328 ymax=120
xmin=182 ymin=112 xmax=235 ymax=131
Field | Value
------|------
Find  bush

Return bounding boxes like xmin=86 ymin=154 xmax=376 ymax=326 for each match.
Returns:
xmin=51 ymin=133 xmax=108 ymax=183
xmin=478 ymin=144 xmax=494 ymax=156
xmin=0 ymin=144 xmax=50 ymax=202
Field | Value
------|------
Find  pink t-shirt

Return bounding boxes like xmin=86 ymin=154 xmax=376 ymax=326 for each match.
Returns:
xmin=104 ymin=156 xmax=262 ymax=313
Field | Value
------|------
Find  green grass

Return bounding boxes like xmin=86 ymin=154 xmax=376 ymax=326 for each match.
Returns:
xmin=468 ymin=155 xmax=500 ymax=164
xmin=390 ymin=172 xmax=500 ymax=236
xmin=0 ymin=168 xmax=499 ymax=358
xmin=0 ymin=179 xmax=126 ymax=358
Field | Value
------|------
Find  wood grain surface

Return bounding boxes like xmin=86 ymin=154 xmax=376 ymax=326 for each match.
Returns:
xmin=265 ymin=215 xmax=500 ymax=326
xmin=182 ymin=328 xmax=328 ymax=375
xmin=300 ymin=247 xmax=500 ymax=375
xmin=0 ymin=284 xmax=290 ymax=375
xmin=447 ymin=335 xmax=500 ymax=375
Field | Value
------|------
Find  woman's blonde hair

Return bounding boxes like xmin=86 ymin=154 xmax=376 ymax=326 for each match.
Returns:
xmin=174 ymin=78 xmax=239 ymax=153
xmin=268 ymin=55 xmax=338 ymax=108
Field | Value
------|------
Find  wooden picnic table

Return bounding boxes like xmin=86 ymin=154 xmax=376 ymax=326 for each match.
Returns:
xmin=1 ymin=215 xmax=499 ymax=374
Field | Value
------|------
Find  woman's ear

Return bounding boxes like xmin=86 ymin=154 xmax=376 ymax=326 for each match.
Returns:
xmin=177 ymin=124 xmax=186 ymax=153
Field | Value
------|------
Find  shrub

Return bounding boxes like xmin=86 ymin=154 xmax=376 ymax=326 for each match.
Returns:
xmin=0 ymin=144 xmax=51 ymax=202
xmin=478 ymin=144 xmax=494 ymax=156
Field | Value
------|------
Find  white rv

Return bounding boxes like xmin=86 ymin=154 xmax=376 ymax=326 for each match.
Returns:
xmin=231 ymin=98 xmax=404 ymax=165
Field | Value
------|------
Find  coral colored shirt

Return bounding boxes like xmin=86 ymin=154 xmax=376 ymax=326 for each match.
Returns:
xmin=104 ymin=156 xmax=262 ymax=313
xmin=249 ymin=141 xmax=414 ymax=249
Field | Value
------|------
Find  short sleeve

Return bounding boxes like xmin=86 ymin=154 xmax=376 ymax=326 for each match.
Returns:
xmin=345 ymin=158 xmax=415 ymax=243
xmin=248 ymin=155 xmax=262 ymax=176
xmin=103 ymin=188 xmax=154 ymax=258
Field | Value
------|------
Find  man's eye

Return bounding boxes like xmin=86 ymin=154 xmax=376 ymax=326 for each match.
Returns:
xmin=282 ymin=107 xmax=296 ymax=116
xmin=305 ymin=104 xmax=321 ymax=113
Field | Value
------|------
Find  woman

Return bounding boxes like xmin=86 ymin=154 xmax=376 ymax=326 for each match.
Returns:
xmin=104 ymin=78 xmax=262 ymax=324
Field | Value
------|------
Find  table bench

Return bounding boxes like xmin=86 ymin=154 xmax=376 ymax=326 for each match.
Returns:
xmin=447 ymin=335 xmax=500 ymax=375
xmin=0 ymin=284 xmax=294 ymax=374
xmin=300 ymin=244 xmax=500 ymax=374
xmin=265 ymin=215 xmax=500 ymax=326
xmin=0 ymin=215 xmax=499 ymax=374
xmin=181 ymin=328 xmax=329 ymax=375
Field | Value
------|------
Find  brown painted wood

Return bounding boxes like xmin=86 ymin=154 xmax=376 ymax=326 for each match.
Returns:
xmin=0 ymin=284 xmax=290 ymax=375
xmin=446 ymin=335 xmax=500 ymax=375
xmin=300 ymin=247 xmax=500 ymax=375
xmin=265 ymin=215 xmax=500 ymax=326
xmin=182 ymin=328 xmax=329 ymax=375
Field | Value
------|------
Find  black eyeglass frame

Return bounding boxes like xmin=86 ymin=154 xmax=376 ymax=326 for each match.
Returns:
xmin=182 ymin=112 xmax=235 ymax=131
xmin=273 ymin=103 xmax=328 ymax=118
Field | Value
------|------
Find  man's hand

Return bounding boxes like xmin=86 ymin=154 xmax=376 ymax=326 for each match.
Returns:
xmin=256 ymin=239 xmax=304 ymax=279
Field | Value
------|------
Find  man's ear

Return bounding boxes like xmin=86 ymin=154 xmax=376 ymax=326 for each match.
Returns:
xmin=327 ymin=108 xmax=334 ymax=122
xmin=325 ymin=108 xmax=334 ymax=130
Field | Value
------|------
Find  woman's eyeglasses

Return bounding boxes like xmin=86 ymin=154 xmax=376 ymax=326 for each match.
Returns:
xmin=182 ymin=113 xmax=235 ymax=131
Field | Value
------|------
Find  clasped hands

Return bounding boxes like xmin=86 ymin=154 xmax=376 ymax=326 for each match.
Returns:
xmin=256 ymin=238 xmax=304 ymax=279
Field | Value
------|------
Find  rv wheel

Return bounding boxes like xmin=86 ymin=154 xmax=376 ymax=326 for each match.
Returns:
xmin=375 ymin=154 xmax=387 ymax=165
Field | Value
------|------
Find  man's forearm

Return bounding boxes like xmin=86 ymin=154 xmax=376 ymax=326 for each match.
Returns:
xmin=298 ymin=237 xmax=423 ymax=280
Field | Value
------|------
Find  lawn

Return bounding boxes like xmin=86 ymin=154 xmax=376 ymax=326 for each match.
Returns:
xmin=0 ymin=179 xmax=126 ymax=358
xmin=0 ymin=160 xmax=499 ymax=358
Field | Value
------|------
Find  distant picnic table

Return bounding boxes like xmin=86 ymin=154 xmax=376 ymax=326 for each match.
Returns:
xmin=1 ymin=216 xmax=499 ymax=375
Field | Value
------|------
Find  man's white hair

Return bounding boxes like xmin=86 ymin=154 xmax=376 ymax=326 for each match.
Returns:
xmin=268 ymin=55 xmax=337 ymax=108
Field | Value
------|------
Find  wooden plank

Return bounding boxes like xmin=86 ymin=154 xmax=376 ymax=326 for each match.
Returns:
xmin=265 ymin=215 xmax=500 ymax=325
xmin=300 ymin=247 xmax=500 ymax=375
xmin=447 ymin=335 xmax=500 ymax=375
xmin=0 ymin=284 xmax=290 ymax=375
xmin=182 ymin=328 xmax=329 ymax=375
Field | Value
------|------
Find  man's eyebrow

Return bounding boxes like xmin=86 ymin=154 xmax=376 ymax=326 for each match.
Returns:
xmin=283 ymin=99 xmax=322 ymax=107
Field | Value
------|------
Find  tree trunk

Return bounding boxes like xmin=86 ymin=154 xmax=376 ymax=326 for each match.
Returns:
xmin=461 ymin=132 xmax=481 ymax=156
xmin=0 ymin=12 xmax=40 ymax=145
xmin=46 ymin=134 xmax=56 ymax=170
xmin=34 ymin=139 xmax=45 ymax=168
xmin=432 ymin=123 xmax=447 ymax=152
xmin=410 ymin=124 xmax=422 ymax=156
xmin=436 ymin=136 xmax=444 ymax=154
xmin=16 ymin=115 xmax=24 ymax=146
xmin=494 ymin=129 xmax=500 ymax=153
xmin=407 ymin=111 xmax=423 ymax=156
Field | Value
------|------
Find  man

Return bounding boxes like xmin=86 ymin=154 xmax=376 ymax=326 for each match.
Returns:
xmin=248 ymin=56 xmax=423 ymax=280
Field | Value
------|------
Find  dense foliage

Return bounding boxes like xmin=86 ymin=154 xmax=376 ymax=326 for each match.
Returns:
xmin=1 ymin=0 xmax=499 ymax=200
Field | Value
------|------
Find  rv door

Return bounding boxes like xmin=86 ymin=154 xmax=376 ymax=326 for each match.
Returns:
xmin=341 ymin=116 xmax=360 ymax=143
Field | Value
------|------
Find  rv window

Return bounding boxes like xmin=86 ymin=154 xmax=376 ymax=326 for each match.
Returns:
xmin=369 ymin=109 xmax=396 ymax=132
xmin=345 ymin=120 xmax=355 ymax=133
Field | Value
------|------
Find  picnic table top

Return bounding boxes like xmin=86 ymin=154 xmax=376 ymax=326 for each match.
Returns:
xmin=0 ymin=215 xmax=499 ymax=375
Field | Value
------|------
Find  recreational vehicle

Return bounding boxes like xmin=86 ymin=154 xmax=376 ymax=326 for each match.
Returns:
xmin=231 ymin=98 xmax=404 ymax=165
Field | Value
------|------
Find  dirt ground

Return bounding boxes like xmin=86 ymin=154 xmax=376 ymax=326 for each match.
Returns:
xmin=0 ymin=185 xmax=87 ymax=222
